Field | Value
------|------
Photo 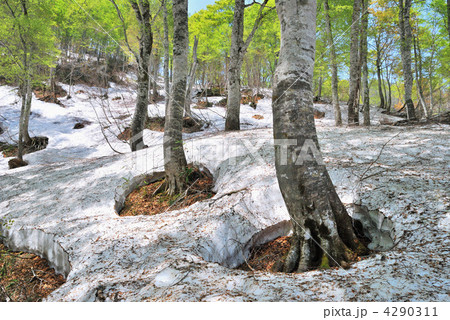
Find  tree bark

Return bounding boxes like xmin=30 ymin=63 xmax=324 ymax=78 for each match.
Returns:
xmin=386 ymin=71 xmax=392 ymax=113
xmin=398 ymin=0 xmax=416 ymax=120
xmin=22 ymin=79 xmax=33 ymax=145
xmin=225 ymin=0 xmax=269 ymax=131
xmin=375 ymin=39 xmax=385 ymax=110
xmin=347 ymin=0 xmax=361 ymax=125
xmin=163 ymin=0 xmax=170 ymax=111
xmin=360 ymin=0 xmax=370 ymax=126
xmin=447 ymin=0 xmax=450 ymax=41
xmin=129 ymin=0 xmax=153 ymax=151
xmin=163 ymin=0 xmax=189 ymax=195
xmin=272 ymin=0 xmax=365 ymax=273
xmin=413 ymin=36 xmax=428 ymax=118
xmin=323 ymin=0 xmax=342 ymax=126
xmin=185 ymin=35 xmax=199 ymax=117
xmin=225 ymin=0 xmax=245 ymax=131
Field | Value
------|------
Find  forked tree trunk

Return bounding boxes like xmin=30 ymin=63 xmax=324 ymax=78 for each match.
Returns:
xmin=323 ymin=0 xmax=342 ymax=126
xmin=129 ymin=0 xmax=153 ymax=151
xmin=398 ymin=0 xmax=416 ymax=120
xmin=225 ymin=0 xmax=269 ymax=131
xmin=360 ymin=0 xmax=370 ymax=126
xmin=163 ymin=0 xmax=189 ymax=195
xmin=347 ymin=0 xmax=361 ymax=125
xmin=272 ymin=0 xmax=365 ymax=273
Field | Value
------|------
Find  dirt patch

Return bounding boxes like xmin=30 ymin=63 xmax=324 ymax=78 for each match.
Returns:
xmin=33 ymin=83 xmax=67 ymax=107
xmin=119 ymin=167 xmax=215 ymax=217
xmin=313 ymin=109 xmax=325 ymax=119
xmin=8 ymin=158 xmax=28 ymax=169
xmin=1 ymin=136 xmax=48 ymax=159
xmin=239 ymin=236 xmax=291 ymax=272
xmin=0 ymin=243 xmax=65 ymax=302
xmin=0 ymin=142 xmax=17 ymax=158
xmin=118 ymin=127 xmax=132 ymax=141
xmin=252 ymin=115 xmax=264 ymax=120
xmin=194 ymin=100 xmax=213 ymax=109
xmin=73 ymin=120 xmax=92 ymax=129
xmin=214 ymin=98 xmax=227 ymax=108
xmin=145 ymin=116 xmax=204 ymax=134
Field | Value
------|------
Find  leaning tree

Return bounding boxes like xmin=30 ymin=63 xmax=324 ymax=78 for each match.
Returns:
xmin=272 ymin=0 xmax=366 ymax=273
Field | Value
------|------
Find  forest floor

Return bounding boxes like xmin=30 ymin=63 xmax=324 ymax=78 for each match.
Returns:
xmin=0 ymin=82 xmax=449 ymax=301
xmin=0 ymin=243 xmax=65 ymax=302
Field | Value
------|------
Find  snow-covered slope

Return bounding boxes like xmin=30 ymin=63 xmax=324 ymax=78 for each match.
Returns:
xmin=0 ymin=84 xmax=449 ymax=301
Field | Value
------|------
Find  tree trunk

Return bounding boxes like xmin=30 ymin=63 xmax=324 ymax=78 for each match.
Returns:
xmin=17 ymin=82 xmax=27 ymax=161
xmin=22 ymin=79 xmax=33 ymax=145
xmin=317 ymin=76 xmax=323 ymax=100
xmin=163 ymin=0 xmax=189 ymax=195
xmin=375 ymin=40 xmax=385 ymax=110
xmin=447 ymin=0 xmax=450 ymax=41
xmin=130 ymin=0 xmax=153 ymax=151
xmin=225 ymin=0 xmax=245 ymax=131
xmin=163 ymin=0 xmax=170 ymax=111
xmin=386 ymin=75 xmax=392 ymax=113
xmin=398 ymin=0 xmax=416 ymax=120
xmin=360 ymin=0 xmax=370 ymax=126
xmin=272 ymin=0 xmax=365 ymax=273
xmin=413 ymin=36 xmax=428 ymax=118
xmin=152 ymin=51 xmax=159 ymax=101
xmin=347 ymin=0 xmax=361 ymax=125
xmin=225 ymin=0 xmax=269 ymax=131
xmin=185 ymin=35 xmax=199 ymax=117
xmin=323 ymin=0 xmax=342 ymax=126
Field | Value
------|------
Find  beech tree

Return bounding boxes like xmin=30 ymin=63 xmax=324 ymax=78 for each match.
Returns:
xmin=225 ymin=0 xmax=270 ymax=131
xmin=323 ymin=0 xmax=342 ymax=126
xmin=272 ymin=0 xmax=365 ymax=272
xmin=110 ymin=0 xmax=155 ymax=151
xmin=347 ymin=0 xmax=361 ymax=125
xmin=398 ymin=0 xmax=416 ymax=120
xmin=360 ymin=0 xmax=370 ymax=126
xmin=163 ymin=0 xmax=188 ymax=195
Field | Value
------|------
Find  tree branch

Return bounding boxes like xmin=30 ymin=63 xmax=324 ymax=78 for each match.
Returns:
xmin=242 ymin=0 xmax=272 ymax=55
xmin=109 ymin=0 xmax=139 ymax=61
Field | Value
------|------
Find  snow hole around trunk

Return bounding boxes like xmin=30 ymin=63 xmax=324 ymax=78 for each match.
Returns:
xmin=0 ymin=225 xmax=71 ymax=277
xmin=114 ymin=171 xmax=165 ymax=214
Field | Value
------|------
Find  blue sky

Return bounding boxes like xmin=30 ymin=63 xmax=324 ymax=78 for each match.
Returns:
xmin=188 ymin=0 xmax=218 ymax=15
